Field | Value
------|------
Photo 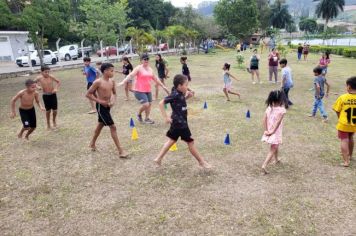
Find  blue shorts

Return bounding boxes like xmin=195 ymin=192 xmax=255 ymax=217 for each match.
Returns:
xmin=134 ymin=91 xmax=152 ymax=104
xmin=322 ymin=68 xmax=328 ymax=74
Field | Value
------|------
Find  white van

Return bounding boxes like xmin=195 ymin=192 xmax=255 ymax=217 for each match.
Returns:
xmin=58 ymin=44 xmax=78 ymax=61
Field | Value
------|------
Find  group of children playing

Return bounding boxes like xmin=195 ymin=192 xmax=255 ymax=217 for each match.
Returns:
xmin=10 ymin=51 xmax=355 ymax=172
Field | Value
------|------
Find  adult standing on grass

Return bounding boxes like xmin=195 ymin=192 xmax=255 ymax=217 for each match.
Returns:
xmin=249 ymin=49 xmax=261 ymax=84
xmin=83 ymin=57 xmax=99 ymax=114
xmin=154 ymin=54 xmax=169 ymax=100
xmin=297 ymin=43 xmax=303 ymax=61
xmin=119 ymin=54 xmax=169 ymax=124
xmin=303 ymin=43 xmax=310 ymax=61
xmin=268 ymin=48 xmax=280 ymax=83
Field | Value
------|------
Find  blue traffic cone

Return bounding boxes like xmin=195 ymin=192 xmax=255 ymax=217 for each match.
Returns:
xmin=130 ymin=118 xmax=135 ymax=128
xmin=204 ymin=101 xmax=208 ymax=109
xmin=246 ymin=110 xmax=251 ymax=119
xmin=224 ymin=133 xmax=231 ymax=145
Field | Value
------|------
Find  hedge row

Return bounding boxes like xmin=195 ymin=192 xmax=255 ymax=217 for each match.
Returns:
xmin=290 ymin=44 xmax=356 ymax=58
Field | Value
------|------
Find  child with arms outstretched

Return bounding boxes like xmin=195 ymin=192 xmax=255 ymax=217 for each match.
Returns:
xmin=222 ymin=63 xmax=240 ymax=101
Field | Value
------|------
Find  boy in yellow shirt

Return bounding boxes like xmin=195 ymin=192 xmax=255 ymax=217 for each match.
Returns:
xmin=333 ymin=76 xmax=356 ymax=167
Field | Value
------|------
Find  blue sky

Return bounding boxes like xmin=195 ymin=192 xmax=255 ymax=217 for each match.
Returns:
xmin=169 ymin=0 xmax=207 ymax=8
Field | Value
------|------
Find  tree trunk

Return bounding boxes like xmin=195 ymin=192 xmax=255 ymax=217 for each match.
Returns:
xmin=324 ymin=18 xmax=329 ymax=32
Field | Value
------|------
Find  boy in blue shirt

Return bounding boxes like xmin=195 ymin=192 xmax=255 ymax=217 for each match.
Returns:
xmin=83 ymin=57 xmax=98 ymax=114
xmin=309 ymin=66 xmax=330 ymax=122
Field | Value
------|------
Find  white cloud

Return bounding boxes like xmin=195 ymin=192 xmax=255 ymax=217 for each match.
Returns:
xmin=168 ymin=0 xmax=203 ymax=8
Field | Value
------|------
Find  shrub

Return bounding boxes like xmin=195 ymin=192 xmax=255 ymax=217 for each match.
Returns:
xmin=236 ymin=53 xmax=244 ymax=68
xmin=290 ymin=44 xmax=356 ymax=58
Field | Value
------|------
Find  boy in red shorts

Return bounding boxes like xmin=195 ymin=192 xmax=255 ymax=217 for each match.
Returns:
xmin=333 ymin=76 xmax=356 ymax=167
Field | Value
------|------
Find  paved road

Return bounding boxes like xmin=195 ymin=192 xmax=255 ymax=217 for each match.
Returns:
xmin=0 ymin=48 xmax=195 ymax=75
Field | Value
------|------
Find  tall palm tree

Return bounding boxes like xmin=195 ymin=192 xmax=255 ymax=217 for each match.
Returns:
xmin=269 ymin=0 xmax=293 ymax=29
xmin=315 ymin=0 xmax=345 ymax=32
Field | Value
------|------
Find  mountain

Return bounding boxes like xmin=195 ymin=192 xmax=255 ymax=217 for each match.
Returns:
xmin=196 ymin=1 xmax=218 ymax=16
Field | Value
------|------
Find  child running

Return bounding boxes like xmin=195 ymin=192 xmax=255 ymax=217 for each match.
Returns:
xmin=83 ymin=57 xmax=99 ymax=114
xmin=279 ymin=59 xmax=293 ymax=106
xmin=120 ymin=57 xmax=133 ymax=100
xmin=332 ymin=76 xmax=356 ymax=167
xmin=154 ymin=74 xmax=211 ymax=169
xmin=35 ymin=66 xmax=60 ymax=130
xmin=309 ymin=66 xmax=330 ymax=122
xmin=10 ymin=79 xmax=45 ymax=140
xmin=222 ymin=63 xmax=240 ymax=101
xmin=180 ymin=57 xmax=191 ymax=82
xmin=261 ymin=90 xmax=287 ymax=174
xmin=86 ymin=63 xmax=128 ymax=158
xmin=155 ymin=54 xmax=169 ymax=100
xmin=318 ymin=52 xmax=331 ymax=78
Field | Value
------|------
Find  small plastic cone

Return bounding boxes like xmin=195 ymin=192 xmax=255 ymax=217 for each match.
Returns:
xmin=131 ymin=127 xmax=138 ymax=140
xmin=130 ymin=118 xmax=135 ymax=128
xmin=246 ymin=110 xmax=251 ymax=119
xmin=224 ymin=133 xmax=231 ymax=145
xmin=204 ymin=101 xmax=208 ymax=109
xmin=169 ymin=143 xmax=178 ymax=151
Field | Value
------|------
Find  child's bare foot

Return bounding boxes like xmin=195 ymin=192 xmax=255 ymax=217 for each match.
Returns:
xmin=342 ymin=162 xmax=350 ymax=167
xmin=322 ymin=118 xmax=328 ymax=123
xmin=271 ymin=159 xmax=281 ymax=165
xmin=89 ymin=144 xmax=97 ymax=151
xmin=88 ymin=110 xmax=96 ymax=114
xmin=47 ymin=126 xmax=51 ymax=131
xmin=119 ymin=152 xmax=129 ymax=158
xmin=53 ymin=123 xmax=57 ymax=129
xmin=18 ymin=133 xmax=23 ymax=139
xmin=24 ymin=136 xmax=30 ymax=141
xmin=262 ymin=167 xmax=268 ymax=175
xmin=226 ymin=99 xmax=230 ymax=102
xmin=154 ymin=159 xmax=162 ymax=167
xmin=124 ymin=98 xmax=129 ymax=101
xmin=199 ymin=161 xmax=212 ymax=169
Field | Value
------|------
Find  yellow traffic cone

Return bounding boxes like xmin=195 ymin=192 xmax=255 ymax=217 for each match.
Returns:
xmin=131 ymin=127 xmax=138 ymax=140
xmin=169 ymin=143 xmax=178 ymax=151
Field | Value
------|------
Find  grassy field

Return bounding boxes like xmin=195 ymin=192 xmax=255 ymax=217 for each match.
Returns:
xmin=0 ymin=49 xmax=355 ymax=235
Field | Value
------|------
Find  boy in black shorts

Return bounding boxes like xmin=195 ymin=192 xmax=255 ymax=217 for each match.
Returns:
xmin=86 ymin=63 xmax=128 ymax=158
xmin=36 ymin=66 xmax=60 ymax=129
xmin=10 ymin=79 xmax=45 ymax=140
xmin=154 ymin=74 xmax=211 ymax=168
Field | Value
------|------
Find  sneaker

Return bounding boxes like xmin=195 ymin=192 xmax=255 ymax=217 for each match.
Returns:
xmin=252 ymin=81 xmax=256 ymax=84
xmin=144 ymin=118 xmax=155 ymax=124
xmin=137 ymin=114 xmax=143 ymax=123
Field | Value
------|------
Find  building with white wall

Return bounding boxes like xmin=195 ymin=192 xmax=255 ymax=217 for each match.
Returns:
xmin=0 ymin=31 xmax=34 ymax=62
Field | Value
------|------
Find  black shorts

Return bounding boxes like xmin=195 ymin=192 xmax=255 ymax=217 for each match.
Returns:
xmin=96 ymin=103 xmax=114 ymax=126
xmin=19 ymin=107 xmax=36 ymax=128
xmin=250 ymin=66 xmax=259 ymax=70
xmin=43 ymin=93 xmax=58 ymax=111
xmin=87 ymin=82 xmax=93 ymax=90
xmin=166 ymin=127 xmax=194 ymax=143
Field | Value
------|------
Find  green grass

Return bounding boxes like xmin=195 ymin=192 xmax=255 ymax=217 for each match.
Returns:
xmin=0 ymin=50 xmax=355 ymax=235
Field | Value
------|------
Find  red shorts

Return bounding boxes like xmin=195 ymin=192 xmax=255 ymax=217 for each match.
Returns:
xmin=337 ymin=130 xmax=354 ymax=140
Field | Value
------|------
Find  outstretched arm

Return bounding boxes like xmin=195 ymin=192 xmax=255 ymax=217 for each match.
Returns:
xmin=10 ymin=91 xmax=22 ymax=118
xmin=227 ymin=71 xmax=239 ymax=81
xmin=118 ymin=66 xmax=140 ymax=86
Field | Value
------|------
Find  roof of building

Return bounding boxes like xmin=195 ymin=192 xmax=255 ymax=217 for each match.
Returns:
xmin=0 ymin=31 xmax=29 ymax=35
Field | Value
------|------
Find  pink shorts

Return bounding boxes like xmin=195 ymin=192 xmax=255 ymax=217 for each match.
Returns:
xmin=338 ymin=130 xmax=354 ymax=140
xmin=223 ymin=83 xmax=232 ymax=91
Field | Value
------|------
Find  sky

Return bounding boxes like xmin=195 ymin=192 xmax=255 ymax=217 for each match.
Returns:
xmin=168 ymin=0 xmax=207 ymax=8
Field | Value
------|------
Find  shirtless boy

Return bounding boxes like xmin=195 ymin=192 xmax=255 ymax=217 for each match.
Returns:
xmin=36 ymin=66 xmax=60 ymax=129
xmin=10 ymin=79 xmax=45 ymax=140
xmin=86 ymin=63 xmax=128 ymax=158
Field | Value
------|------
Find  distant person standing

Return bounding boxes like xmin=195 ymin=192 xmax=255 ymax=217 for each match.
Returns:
xmin=249 ymin=49 xmax=261 ymax=84
xmin=83 ymin=57 xmax=99 ymax=114
xmin=268 ymin=48 xmax=280 ymax=83
xmin=297 ymin=43 xmax=303 ymax=61
xmin=303 ymin=43 xmax=309 ymax=61
xmin=181 ymin=57 xmax=191 ymax=82
xmin=155 ymin=54 xmax=169 ymax=100
xmin=319 ymin=52 xmax=331 ymax=78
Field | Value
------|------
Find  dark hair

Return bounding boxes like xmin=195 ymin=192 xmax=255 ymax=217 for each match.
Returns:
xmin=123 ymin=56 xmax=132 ymax=67
xmin=141 ymin=53 xmax=149 ymax=60
xmin=100 ymin=63 xmax=114 ymax=73
xmin=253 ymin=49 xmax=257 ymax=52
xmin=156 ymin=54 xmax=163 ymax=62
xmin=25 ymin=79 xmax=36 ymax=87
xmin=265 ymin=90 xmax=287 ymax=108
xmin=313 ymin=66 xmax=323 ymax=75
xmin=180 ymin=56 xmax=187 ymax=62
xmin=325 ymin=51 xmax=330 ymax=60
xmin=224 ymin=63 xmax=230 ymax=70
xmin=83 ymin=57 xmax=91 ymax=62
xmin=346 ymin=76 xmax=356 ymax=90
xmin=41 ymin=65 xmax=50 ymax=72
xmin=279 ymin=58 xmax=287 ymax=65
xmin=96 ymin=61 xmax=102 ymax=66
xmin=173 ymin=74 xmax=188 ymax=88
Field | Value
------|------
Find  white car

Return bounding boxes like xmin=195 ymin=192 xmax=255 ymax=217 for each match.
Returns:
xmin=16 ymin=50 xmax=57 ymax=67
xmin=58 ymin=44 xmax=78 ymax=61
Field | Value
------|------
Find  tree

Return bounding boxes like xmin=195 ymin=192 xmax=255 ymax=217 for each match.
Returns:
xmin=256 ymin=0 xmax=271 ymax=32
xmin=127 ymin=0 xmax=178 ymax=30
xmin=299 ymin=17 xmax=318 ymax=33
xmin=170 ymin=4 xmax=200 ymax=29
xmin=79 ymin=0 xmax=128 ymax=45
xmin=214 ymin=0 xmax=259 ymax=39
xmin=0 ymin=0 xmax=16 ymax=29
xmin=21 ymin=0 xmax=70 ymax=65
xmin=194 ymin=16 xmax=222 ymax=39
xmin=285 ymin=21 xmax=297 ymax=37
xmin=269 ymin=0 xmax=293 ymax=29
xmin=315 ymin=0 xmax=345 ymax=32
xmin=126 ymin=27 xmax=155 ymax=53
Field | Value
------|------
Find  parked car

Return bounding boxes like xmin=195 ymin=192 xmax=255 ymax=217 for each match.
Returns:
xmin=58 ymin=44 xmax=78 ymax=61
xmin=16 ymin=50 xmax=57 ymax=67
xmin=96 ymin=46 xmax=118 ymax=57
xmin=159 ymin=43 xmax=168 ymax=51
